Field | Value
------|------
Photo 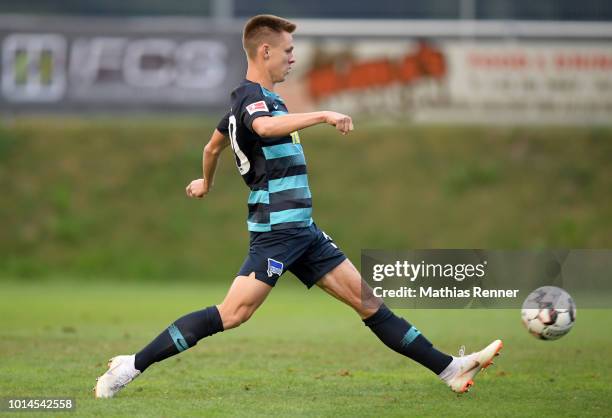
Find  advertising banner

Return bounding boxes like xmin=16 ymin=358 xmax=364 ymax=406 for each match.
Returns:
xmin=277 ymin=39 xmax=612 ymax=124
xmin=0 ymin=18 xmax=245 ymax=111
xmin=2 ymin=16 xmax=611 ymax=123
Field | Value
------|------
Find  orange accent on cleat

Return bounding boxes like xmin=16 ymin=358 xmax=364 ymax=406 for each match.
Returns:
xmin=446 ymin=339 xmax=503 ymax=394
xmin=460 ymin=379 xmax=475 ymax=393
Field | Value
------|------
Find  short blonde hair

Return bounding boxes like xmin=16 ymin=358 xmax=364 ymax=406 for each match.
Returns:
xmin=242 ymin=15 xmax=296 ymax=59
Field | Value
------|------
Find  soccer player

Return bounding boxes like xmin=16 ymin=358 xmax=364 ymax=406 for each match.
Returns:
xmin=95 ymin=15 xmax=502 ymax=398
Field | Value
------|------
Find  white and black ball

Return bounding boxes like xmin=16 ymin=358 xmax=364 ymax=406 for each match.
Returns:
xmin=521 ymin=286 xmax=576 ymax=340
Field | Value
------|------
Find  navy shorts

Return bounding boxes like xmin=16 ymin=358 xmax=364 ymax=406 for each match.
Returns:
xmin=238 ymin=222 xmax=347 ymax=288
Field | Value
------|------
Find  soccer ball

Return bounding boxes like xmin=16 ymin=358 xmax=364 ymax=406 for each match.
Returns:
xmin=521 ymin=286 xmax=576 ymax=340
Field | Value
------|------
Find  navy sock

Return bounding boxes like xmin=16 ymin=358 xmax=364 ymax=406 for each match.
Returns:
xmin=134 ymin=305 xmax=224 ymax=372
xmin=363 ymin=305 xmax=452 ymax=374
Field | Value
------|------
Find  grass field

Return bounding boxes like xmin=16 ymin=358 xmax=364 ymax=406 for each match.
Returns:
xmin=1 ymin=280 xmax=610 ymax=417
xmin=1 ymin=119 xmax=611 ymax=416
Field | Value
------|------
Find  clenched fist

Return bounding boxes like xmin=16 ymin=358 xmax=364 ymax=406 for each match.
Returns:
xmin=185 ymin=179 xmax=209 ymax=199
xmin=323 ymin=111 xmax=354 ymax=135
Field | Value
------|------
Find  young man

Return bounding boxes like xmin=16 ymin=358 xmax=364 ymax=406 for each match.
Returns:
xmin=95 ymin=15 xmax=502 ymax=398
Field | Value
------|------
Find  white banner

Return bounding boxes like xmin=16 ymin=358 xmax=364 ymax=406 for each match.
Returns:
xmin=277 ymin=39 xmax=612 ymax=124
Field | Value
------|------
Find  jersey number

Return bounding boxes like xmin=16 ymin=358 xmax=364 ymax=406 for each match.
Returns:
xmin=228 ymin=114 xmax=250 ymax=175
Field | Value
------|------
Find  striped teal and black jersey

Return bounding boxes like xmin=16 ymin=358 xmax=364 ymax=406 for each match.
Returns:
xmin=216 ymin=79 xmax=313 ymax=232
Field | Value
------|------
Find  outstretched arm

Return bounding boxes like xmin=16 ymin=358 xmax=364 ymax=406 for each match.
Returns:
xmin=251 ymin=111 xmax=354 ymax=138
xmin=186 ymin=128 xmax=230 ymax=199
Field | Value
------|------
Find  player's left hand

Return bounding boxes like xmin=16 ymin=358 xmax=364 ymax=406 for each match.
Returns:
xmin=185 ymin=179 xmax=209 ymax=199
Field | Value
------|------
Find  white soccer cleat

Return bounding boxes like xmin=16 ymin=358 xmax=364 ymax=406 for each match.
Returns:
xmin=443 ymin=339 xmax=503 ymax=394
xmin=94 ymin=354 xmax=141 ymax=398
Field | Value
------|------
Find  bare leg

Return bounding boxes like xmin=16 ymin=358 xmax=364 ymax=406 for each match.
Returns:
xmin=217 ymin=272 xmax=274 ymax=329
xmin=316 ymin=259 xmax=382 ymax=319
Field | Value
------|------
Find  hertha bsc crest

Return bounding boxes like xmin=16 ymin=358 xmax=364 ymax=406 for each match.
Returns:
xmin=267 ymin=258 xmax=284 ymax=277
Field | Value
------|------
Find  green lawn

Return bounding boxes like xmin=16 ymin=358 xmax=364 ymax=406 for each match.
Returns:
xmin=1 ymin=119 xmax=611 ymax=416
xmin=1 ymin=280 xmax=610 ymax=417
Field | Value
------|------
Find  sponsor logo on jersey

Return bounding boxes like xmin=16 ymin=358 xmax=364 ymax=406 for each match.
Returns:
xmin=246 ymin=100 xmax=269 ymax=115
xmin=290 ymin=131 xmax=301 ymax=144
xmin=267 ymin=258 xmax=284 ymax=277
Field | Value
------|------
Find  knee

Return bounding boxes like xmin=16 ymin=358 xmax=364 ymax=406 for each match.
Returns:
xmin=218 ymin=304 xmax=255 ymax=330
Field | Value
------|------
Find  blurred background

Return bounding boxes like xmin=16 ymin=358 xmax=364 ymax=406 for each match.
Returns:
xmin=1 ymin=0 xmax=611 ymax=282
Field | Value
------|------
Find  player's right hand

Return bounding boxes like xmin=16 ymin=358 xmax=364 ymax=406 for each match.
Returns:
xmin=324 ymin=111 xmax=354 ymax=135
xmin=186 ymin=178 xmax=209 ymax=199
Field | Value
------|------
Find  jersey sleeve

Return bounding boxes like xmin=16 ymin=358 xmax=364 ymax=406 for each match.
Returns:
xmin=216 ymin=111 xmax=230 ymax=135
xmin=233 ymin=86 xmax=272 ymax=133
